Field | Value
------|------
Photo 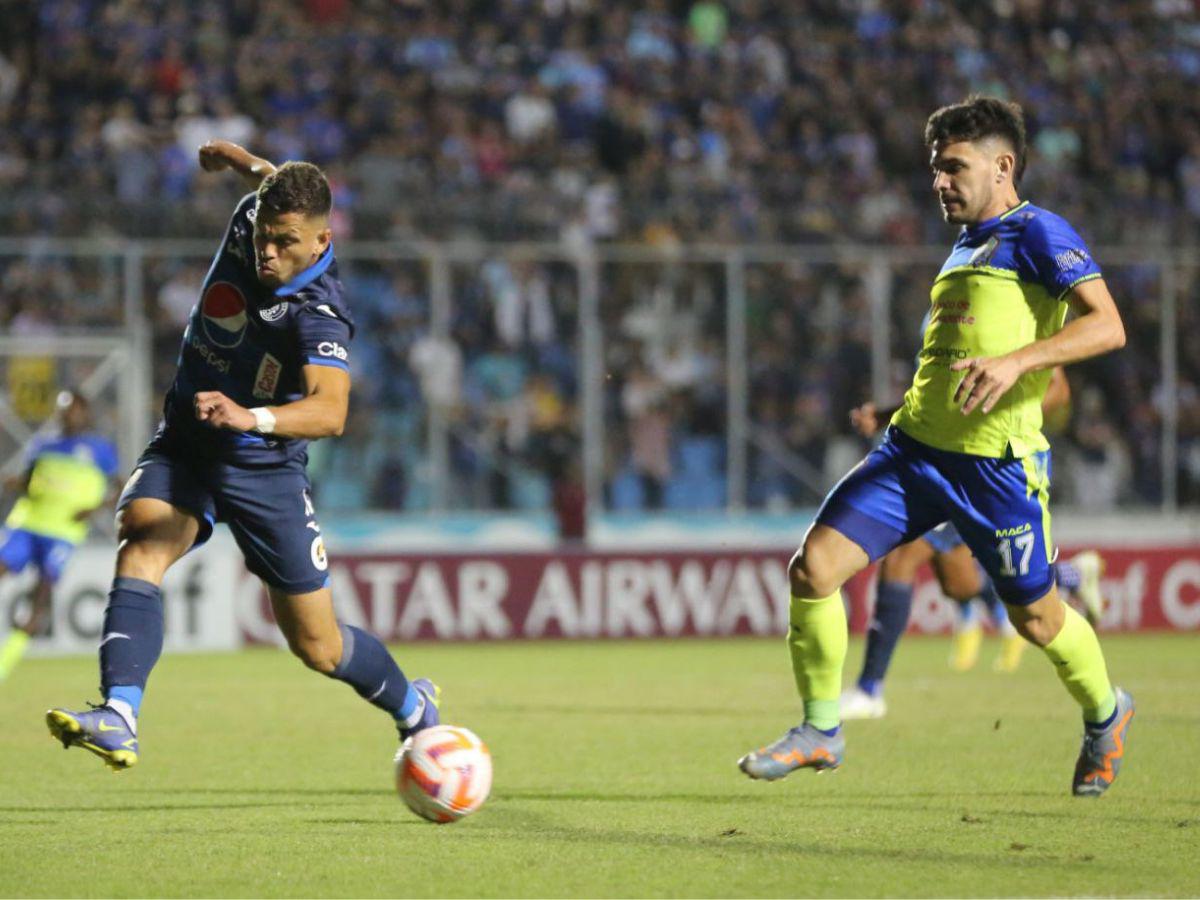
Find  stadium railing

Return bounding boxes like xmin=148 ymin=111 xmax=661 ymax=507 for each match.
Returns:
xmin=0 ymin=238 xmax=1192 ymax=514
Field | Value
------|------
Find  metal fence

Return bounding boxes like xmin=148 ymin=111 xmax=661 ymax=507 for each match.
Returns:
xmin=0 ymin=239 xmax=1193 ymax=514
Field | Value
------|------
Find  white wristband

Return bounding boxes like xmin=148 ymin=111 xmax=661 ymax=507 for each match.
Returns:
xmin=250 ymin=407 xmax=277 ymax=434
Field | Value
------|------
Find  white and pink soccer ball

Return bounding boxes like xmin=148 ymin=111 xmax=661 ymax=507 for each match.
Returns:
xmin=394 ymin=725 xmax=492 ymax=823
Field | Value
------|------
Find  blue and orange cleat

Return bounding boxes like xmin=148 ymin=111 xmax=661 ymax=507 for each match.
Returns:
xmin=738 ymin=723 xmax=844 ymax=781
xmin=46 ymin=704 xmax=138 ymax=771
xmin=1072 ymin=686 xmax=1134 ymax=797
xmin=398 ymin=678 xmax=441 ymax=741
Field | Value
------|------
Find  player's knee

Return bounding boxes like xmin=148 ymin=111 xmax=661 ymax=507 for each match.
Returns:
xmin=788 ymin=550 xmax=839 ymax=599
xmin=289 ymin=636 xmax=341 ymax=674
xmin=940 ymin=570 xmax=978 ymax=602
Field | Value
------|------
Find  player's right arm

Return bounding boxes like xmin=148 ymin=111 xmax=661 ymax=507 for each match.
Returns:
xmin=198 ymin=140 xmax=277 ymax=190
xmin=194 ymin=365 xmax=349 ymax=439
xmin=952 ymin=277 xmax=1125 ymax=416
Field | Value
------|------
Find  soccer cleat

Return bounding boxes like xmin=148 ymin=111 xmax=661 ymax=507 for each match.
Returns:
xmin=45 ymin=704 xmax=138 ymax=771
xmin=839 ymin=686 xmax=887 ymax=720
xmin=1072 ymin=687 xmax=1134 ymax=797
xmin=949 ymin=623 xmax=982 ymax=672
xmin=398 ymin=678 xmax=441 ymax=741
xmin=1069 ymin=550 xmax=1106 ymax=626
xmin=738 ymin=723 xmax=845 ymax=781
xmin=993 ymin=633 xmax=1027 ymax=673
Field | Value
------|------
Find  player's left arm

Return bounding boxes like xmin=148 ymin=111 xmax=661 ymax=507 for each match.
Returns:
xmin=194 ymin=364 xmax=350 ymax=439
xmin=952 ymin=277 xmax=1125 ymax=415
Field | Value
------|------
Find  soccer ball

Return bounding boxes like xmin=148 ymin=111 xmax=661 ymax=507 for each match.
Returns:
xmin=394 ymin=725 xmax=492 ymax=823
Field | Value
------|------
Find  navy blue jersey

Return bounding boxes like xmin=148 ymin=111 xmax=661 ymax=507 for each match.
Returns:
xmin=156 ymin=194 xmax=354 ymax=465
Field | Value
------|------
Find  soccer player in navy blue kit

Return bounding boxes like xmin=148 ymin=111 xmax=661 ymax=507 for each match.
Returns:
xmin=46 ymin=141 xmax=439 ymax=770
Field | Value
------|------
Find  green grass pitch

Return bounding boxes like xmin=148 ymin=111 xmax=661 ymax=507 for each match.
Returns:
xmin=1 ymin=633 xmax=1197 ymax=898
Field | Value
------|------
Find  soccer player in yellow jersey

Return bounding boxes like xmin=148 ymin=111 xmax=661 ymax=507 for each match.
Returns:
xmin=0 ymin=392 xmax=120 ymax=681
xmin=739 ymin=96 xmax=1132 ymax=796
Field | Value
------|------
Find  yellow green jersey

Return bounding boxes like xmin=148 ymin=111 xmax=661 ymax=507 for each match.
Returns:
xmin=5 ymin=433 xmax=119 ymax=544
xmin=892 ymin=201 xmax=1103 ymax=458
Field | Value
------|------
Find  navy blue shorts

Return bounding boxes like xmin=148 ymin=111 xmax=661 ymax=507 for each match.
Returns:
xmin=118 ymin=443 xmax=330 ymax=594
xmin=0 ymin=528 xmax=75 ymax=582
xmin=815 ymin=427 xmax=1054 ymax=605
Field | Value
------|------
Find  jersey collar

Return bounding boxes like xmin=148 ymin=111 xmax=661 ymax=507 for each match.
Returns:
xmin=273 ymin=244 xmax=334 ymax=297
xmin=962 ymin=199 xmax=1029 ymax=241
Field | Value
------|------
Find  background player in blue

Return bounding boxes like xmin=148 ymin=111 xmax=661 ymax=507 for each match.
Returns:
xmin=738 ymin=97 xmax=1133 ymax=796
xmin=46 ymin=141 xmax=439 ymax=770
xmin=0 ymin=391 xmax=120 ymax=682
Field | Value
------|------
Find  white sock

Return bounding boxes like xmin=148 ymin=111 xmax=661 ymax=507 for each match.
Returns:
xmin=105 ymin=698 xmax=138 ymax=735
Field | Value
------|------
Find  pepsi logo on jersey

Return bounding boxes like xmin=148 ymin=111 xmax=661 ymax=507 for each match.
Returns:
xmin=202 ymin=282 xmax=248 ymax=349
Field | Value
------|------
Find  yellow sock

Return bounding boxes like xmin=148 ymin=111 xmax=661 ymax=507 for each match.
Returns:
xmin=0 ymin=630 xmax=31 ymax=681
xmin=994 ymin=633 xmax=1027 ymax=673
xmin=787 ymin=592 xmax=848 ymax=730
xmin=1042 ymin=604 xmax=1116 ymax=722
xmin=950 ymin=623 xmax=982 ymax=672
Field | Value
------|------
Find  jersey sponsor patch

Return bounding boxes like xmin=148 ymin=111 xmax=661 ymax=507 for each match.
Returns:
xmin=317 ymin=341 xmax=348 ymax=361
xmin=310 ymin=535 xmax=328 ymax=571
xmin=259 ymin=301 xmax=288 ymax=322
xmin=253 ymin=353 xmax=283 ymax=399
xmin=201 ymin=282 xmax=249 ymax=349
xmin=1053 ymin=248 xmax=1090 ymax=273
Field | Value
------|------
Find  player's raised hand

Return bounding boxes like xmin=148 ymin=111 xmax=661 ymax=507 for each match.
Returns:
xmin=849 ymin=402 xmax=879 ymax=437
xmin=194 ymin=391 xmax=257 ymax=432
xmin=951 ymin=355 xmax=1023 ymax=415
xmin=198 ymin=140 xmax=245 ymax=172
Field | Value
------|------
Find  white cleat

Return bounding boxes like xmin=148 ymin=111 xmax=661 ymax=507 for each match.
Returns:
xmin=1069 ymin=550 xmax=1106 ymax=626
xmin=839 ymin=686 xmax=887 ymax=720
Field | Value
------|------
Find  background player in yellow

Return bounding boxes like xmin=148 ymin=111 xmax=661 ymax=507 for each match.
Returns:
xmin=0 ymin=391 xmax=120 ymax=681
xmin=738 ymin=96 xmax=1132 ymax=796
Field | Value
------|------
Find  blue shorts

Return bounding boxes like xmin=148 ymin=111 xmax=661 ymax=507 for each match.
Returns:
xmin=118 ymin=442 xmax=330 ymax=594
xmin=922 ymin=522 xmax=965 ymax=555
xmin=815 ymin=427 xmax=1054 ymax=605
xmin=0 ymin=528 xmax=75 ymax=583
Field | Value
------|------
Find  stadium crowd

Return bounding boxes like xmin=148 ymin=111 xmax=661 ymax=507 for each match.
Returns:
xmin=0 ymin=0 xmax=1198 ymax=511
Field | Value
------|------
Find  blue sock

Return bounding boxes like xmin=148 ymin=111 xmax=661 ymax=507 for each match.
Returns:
xmin=976 ymin=564 xmax=1007 ymax=626
xmin=1054 ymin=561 xmax=1082 ymax=592
xmin=329 ymin=624 xmax=417 ymax=722
xmin=99 ymin=577 xmax=164 ymax=716
xmin=856 ymin=581 xmax=913 ymax=696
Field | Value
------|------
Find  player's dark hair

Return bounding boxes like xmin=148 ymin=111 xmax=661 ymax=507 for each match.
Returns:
xmin=256 ymin=161 xmax=332 ymax=219
xmin=925 ymin=95 xmax=1027 ymax=183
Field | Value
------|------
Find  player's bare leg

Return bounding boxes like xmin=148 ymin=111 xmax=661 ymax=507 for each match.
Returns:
xmin=113 ymin=498 xmax=200 ymax=583
xmin=46 ymin=498 xmax=199 ymax=769
xmin=930 ymin=544 xmax=986 ymax=671
xmin=1007 ymin=585 xmax=1133 ymax=796
xmin=739 ymin=525 xmax=864 ymax=780
xmin=271 ymin=586 xmax=440 ymax=739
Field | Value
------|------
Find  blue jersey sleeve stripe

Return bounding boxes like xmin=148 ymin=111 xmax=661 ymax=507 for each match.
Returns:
xmin=305 ymin=356 xmax=350 ymax=370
